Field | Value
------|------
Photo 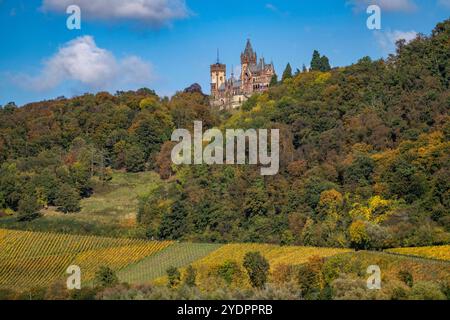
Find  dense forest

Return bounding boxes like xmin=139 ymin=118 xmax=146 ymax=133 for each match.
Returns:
xmin=0 ymin=19 xmax=449 ymax=250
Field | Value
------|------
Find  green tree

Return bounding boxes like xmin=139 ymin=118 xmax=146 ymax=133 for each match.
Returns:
xmin=310 ymin=50 xmax=331 ymax=71
xmin=94 ymin=266 xmax=119 ymax=288
xmin=183 ymin=265 xmax=197 ymax=287
xmin=55 ymin=184 xmax=81 ymax=213
xmin=17 ymin=193 xmax=40 ymax=222
xmin=320 ymin=55 xmax=331 ymax=71
xmin=158 ymin=195 xmax=188 ymax=240
xmin=282 ymin=63 xmax=293 ymax=82
xmin=310 ymin=50 xmax=322 ymax=71
xmin=124 ymin=145 xmax=146 ymax=173
xmin=269 ymin=74 xmax=278 ymax=86
xmin=217 ymin=260 xmax=242 ymax=285
xmin=166 ymin=266 xmax=181 ymax=288
xmin=243 ymin=251 xmax=270 ymax=288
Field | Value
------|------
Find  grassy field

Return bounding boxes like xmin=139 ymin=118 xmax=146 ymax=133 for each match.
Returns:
xmin=385 ymin=245 xmax=450 ymax=261
xmin=0 ymin=171 xmax=162 ymax=237
xmin=0 ymin=229 xmax=172 ymax=290
xmin=61 ymin=171 xmax=161 ymax=227
xmin=118 ymin=243 xmax=223 ymax=284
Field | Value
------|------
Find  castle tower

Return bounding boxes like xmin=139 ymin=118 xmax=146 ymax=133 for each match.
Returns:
xmin=210 ymin=49 xmax=226 ymax=98
xmin=240 ymin=39 xmax=257 ymax=94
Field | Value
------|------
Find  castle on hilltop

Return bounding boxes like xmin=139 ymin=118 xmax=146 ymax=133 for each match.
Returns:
xmin=210 ymin=40 xmax=276 ymax=109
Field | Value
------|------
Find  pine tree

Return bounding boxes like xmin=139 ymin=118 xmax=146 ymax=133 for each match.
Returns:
xmin=320 ymin=55 xmax=331 ymax=71
xmin=282 ymin=63 xmax=293 ymax=82
xmin=310 ymin=50 xmax=322 ymax=71
xmin=311 ymin=50 xmax=331 ymax=71
xmin=269 ymin=74 xmax=278 ymax=86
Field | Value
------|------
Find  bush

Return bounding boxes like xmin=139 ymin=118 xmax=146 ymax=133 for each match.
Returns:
xmin=166 ymin=266 xmax=181 ymax=288
xmin=243 ymin=252 xmax=270 ymax=289
xmin=409 ymin=281 xmax=446 ymax=300
xmin=94 ymin=266 xmax=119 ymax=289
xmin=183 ymin=265 xmax=197 ymax=287
xmin=296 ymin=256 xmax=325 ymax=299
xmin=398 ymin=270 xmax=414 ymax=288
xmin=216 ymin=260 xmax=243 ymax=286
xmin=70 ymin=287 xmax=99 ymax=300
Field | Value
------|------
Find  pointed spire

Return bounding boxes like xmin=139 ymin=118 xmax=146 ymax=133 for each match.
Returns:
xmin=216 ymin=48 xmax=220 ymax=64
xmin=244 ymin=39 xmax=253 ymax=56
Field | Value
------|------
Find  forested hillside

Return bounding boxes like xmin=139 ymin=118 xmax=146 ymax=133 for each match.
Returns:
xmin=1 ymin=19 xmax=449 ymax=249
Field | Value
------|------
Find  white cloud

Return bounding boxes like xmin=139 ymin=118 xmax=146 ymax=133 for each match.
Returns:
xmin=348 ymin=0 xmax=417 ymax=12
xmin=265 ymin=3 xmax=289 ymax=16
xmin=17 ymin=36 xmax=154 ymax=91
xmin=375 ymin=30 xmax=418 ymax=53
xmin=42 ymin=0 xmax=189 ymax=26
xmin=438 ymin=0 xmax=450 ymax=8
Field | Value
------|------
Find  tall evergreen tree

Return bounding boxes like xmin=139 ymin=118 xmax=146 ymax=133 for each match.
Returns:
xmin=320 ymin=55 xmax=331 ymax=71
xmin=310 ymin=50 xmax=322 ymax=71
xmin=269 ymin=74 xmax=278 ymax=86
xmin=282 ymin=63 xmax=293 ymax=82
xmin=310 ymin=50 xmax=331 ymax=71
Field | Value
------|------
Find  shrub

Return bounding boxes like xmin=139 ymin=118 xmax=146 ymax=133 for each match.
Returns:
xmin=398 ymin=270 xmax=414 ymax=288
xmin=183 ymin=265 xmax=197 ymax=287
xmin=94 ymin=266 xmax=119 ymax=289
xmin=243 ymin=252 xmax=270 ymax=289
xmin=166 ymin=266 xmax=181 ymax=288
xmin=216 ymin=260 xmax=242 ymax=286
xmin=409 ymin=281 xmax=446 ymax=300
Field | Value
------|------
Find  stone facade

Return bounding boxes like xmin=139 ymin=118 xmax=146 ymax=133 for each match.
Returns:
xmin=210 ymin=40 xmax=276 ymax=109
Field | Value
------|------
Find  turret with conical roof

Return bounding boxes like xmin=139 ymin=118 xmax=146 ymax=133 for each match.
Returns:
xmin=240 ymin=39 xmax=257 ymax=65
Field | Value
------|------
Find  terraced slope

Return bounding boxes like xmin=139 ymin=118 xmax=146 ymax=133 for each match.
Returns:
xmin=386 ymin=245 xmax=450 ymax=261
xmin=0 ymin=229 xmax=172 ymax=290
xmin=118 ymin=243 xmax=222 ymax=284
xmin=191 ymin=243 xmax=352 ymax=270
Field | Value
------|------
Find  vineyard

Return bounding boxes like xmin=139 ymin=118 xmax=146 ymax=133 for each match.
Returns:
xmin=118 ymin=243 xmax=223 ymax=284
xmin=386 ymin=245 xmax=450 ymax=261
xmin=191 ymin=244 xmax=352 ymax=270
xmin=0 ymin=229 xmax=172 ymax=290
xmin=5 ymin=227 xmax=449 ymax=294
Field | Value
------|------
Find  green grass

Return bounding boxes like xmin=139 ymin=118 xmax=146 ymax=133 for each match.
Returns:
xmin=118 ymin=243 xmax=223 ymax=284
xmin=0 ymin=171 xmax=162 ymax=237
xmin=60 ymin=171 xmax=161 ymax=225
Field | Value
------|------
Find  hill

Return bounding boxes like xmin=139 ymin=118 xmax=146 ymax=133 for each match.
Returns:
xmin=0 ymin=19 xmax=449 ymax=250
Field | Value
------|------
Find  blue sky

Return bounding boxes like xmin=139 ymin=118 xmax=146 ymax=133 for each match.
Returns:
xmin=0 ymin=0 xmax=449 ymax=106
